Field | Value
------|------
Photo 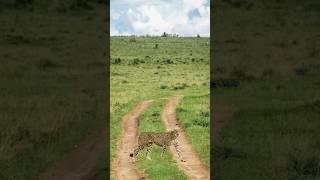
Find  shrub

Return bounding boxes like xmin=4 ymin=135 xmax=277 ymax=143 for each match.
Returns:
xmin=152 ymin=112 xmax=160 ymax=117
xmin=176 ymin=107 xmax=187 ymax=112
xmin=200 ymin=111 xmax=210 ymax=117
xmin=160 ymin=85 xmax=168 ymax=89
xmin=172 ymin=83 xmax=188 ymax=90
xmin=163 ymin=59 xmax=174 ymax=64
xmin=112 ymin=58 xmax=121 ymax=64
xmin=130 ymin=58 xmax=140 ymax=65
xmin=192 ymin=118 xmax=209 ymax=127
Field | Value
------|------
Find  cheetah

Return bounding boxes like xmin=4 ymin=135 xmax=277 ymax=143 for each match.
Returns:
xmin=130 ymin=129 xmax=184 ymax=161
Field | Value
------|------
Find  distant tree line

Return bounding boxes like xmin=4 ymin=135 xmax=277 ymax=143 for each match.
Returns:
xmin=161 ymin=32 xmax=179 ymax=37
xmin=113 ymin=33 xmax=206 ymax=38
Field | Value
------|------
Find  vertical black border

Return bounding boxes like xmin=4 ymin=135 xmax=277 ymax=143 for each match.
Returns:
xmin=106 ymin=0 xmax=111 ymax=179
xmin=210 ymin=0 xmax=215 ymax=179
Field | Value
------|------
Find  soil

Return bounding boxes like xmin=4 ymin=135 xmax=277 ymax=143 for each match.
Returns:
xmin=113 ymin=100 xmax=154 ymax=180
xmin=161 ymin=95 xmax=210 ymax=180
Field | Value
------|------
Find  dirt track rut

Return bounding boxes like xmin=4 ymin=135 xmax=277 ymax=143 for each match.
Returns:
xmin=161 ymin=95 xmax=210 ymax=180
xmin=113 ymin=100 xmax=153 ymax=180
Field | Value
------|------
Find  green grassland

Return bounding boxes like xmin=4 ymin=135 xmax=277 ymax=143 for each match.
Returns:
xmin=0 ymin=2 xmax=107 ymax=179
xmin=111 ymin=36 xmax=210 ymax=179
xmin=213 ymin=0 xmax=320 ymax=179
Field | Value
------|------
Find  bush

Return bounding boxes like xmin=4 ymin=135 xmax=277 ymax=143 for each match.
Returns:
xmin=176 ymin=107 xmax=187 ymax=112
xmin=200 ymin=111 xmax=210 ymax=117
xmin=172 ymin=83 xmax=188 ymax=90
xmin=112 ymin=58 xmax=121 ymax=64
xmin=152 ymin=112 xmax=160 ymax=117
xmin=129 ymin=58 xmax=141 ymax=65
xmin=192 ymin=118 xmax=209 ymax=127
xmin=163 ymin=59 xmax=174 ymax=64
xmin=129 ymin=37 xmax=136 ymax=42
xmin=160 ymin=85 xmax=168 ymax=89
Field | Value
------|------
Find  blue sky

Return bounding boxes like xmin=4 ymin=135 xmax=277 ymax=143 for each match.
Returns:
xmin=111 ymin=0 xmax=210 ymax=37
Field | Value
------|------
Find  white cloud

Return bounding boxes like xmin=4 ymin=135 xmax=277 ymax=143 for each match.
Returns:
xmin=111 ymin=0 xmax=210 ymax=37
xmin=111 ymin=9 xmax=120 ymax=20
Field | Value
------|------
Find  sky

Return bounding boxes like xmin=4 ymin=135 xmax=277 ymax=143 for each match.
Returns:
xmin=110 ymin=0 xmax=210 ymax=37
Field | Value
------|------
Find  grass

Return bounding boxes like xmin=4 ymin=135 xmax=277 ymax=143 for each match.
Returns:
xmin=0 ymin=3 xmax=107 ymax=179
xmin=110 ymin=36 xmax=210 ymax=179
xmin=213 ymin=0 xmax=320 ymax=179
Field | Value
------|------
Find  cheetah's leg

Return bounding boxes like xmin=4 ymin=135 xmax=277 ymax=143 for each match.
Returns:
xmin=146 ymin=143 xmax=153 ymax=160
xmin=172 ymin=140 xmax=184 ymax=161
xmin=161 ymin=146 xmax=166 ymax=159
xmin=131 ymin=144 xmax=144 ymax=157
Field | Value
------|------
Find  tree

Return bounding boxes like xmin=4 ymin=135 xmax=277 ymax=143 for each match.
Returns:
xmin=161 ymin=32 xmax=167 ymax=37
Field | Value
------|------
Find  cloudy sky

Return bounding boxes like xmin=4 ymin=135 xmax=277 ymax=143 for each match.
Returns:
xmin=111 ymin=0 xmax=210 ymax=37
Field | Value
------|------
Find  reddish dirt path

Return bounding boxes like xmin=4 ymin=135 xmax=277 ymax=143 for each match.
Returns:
xmin=161 ymin=95 xmax=210 ymax=180
xmin=113 ymin=100 xmax=153 ymax=180
xmin=39 ymin=129 xmax=107 ymax=180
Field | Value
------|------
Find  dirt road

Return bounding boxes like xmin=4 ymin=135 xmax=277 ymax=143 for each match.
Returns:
xmin=39 ymin=128 xmax=107 ymax=180
xmin=161 ymin=95 xmax=210 ymax=180
xmin=113 ymin=100 xmax=153 ymax=180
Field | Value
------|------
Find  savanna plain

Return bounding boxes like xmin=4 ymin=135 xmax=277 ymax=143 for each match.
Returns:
xmin=111 ymin=35 xmax=210 ymax=179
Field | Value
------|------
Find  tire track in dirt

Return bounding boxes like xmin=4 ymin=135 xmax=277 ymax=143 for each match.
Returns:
xmin=39 ymin=128 xmax=107 ymax=180
xmin=161 ymin=95 xmax=210 ymax=180
xmin=113 ymin=100 xmax=153 ymax=180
